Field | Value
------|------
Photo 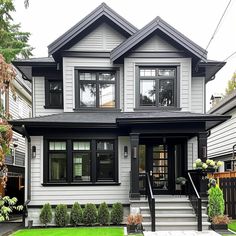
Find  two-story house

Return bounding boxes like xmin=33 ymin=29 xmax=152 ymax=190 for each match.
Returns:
xmin=12 ymin=3 xmax=229 ymax=230
xmin=0 ymin=70 xmax=31 ymax=206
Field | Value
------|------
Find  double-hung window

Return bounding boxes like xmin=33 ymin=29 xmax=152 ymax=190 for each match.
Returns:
xmin=138 ymin=67 xmax=177 ymax=108
xmin=75 ymin=70 xmax=117 ymax=109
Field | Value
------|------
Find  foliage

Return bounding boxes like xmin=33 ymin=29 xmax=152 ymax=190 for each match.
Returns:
xmin=0 ymin=196 xmax=23 ymax=222
xmin=225 ymin=72 xmax=236 ymax=95
xmin=127 ymin=214 xmax=143 ymax=225
xmin=193 ymin=159 xmax=223 ymax=170
xmin=175 ymin=177 xmax=187 ymax=185
xmin=70 ymin=202 xmax=83 ymax=226
xmin=110 ymin=203 xmax=123 ymax=225
xmin=0 ymin=0 xmax=33 ymax=63
xmin=39 ymin=203 xmax=53 ymax=227
xmin=212 ymin=215 xmax=230 ymax=225
xmin=208 ymin=185 xmax=225 ymax=219
xmin=11 ymin=227 xmax=124 ymax=236
xmin=97 ymin=202 xmax=110 ymax=225
xmin=55 ymin=204 xmax=69 ymax=227
xmin=83 ymin=203 xmax=97 ymax=225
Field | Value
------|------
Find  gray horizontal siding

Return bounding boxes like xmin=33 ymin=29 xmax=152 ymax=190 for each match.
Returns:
xmin=191 ymin=77 xmax=204 ymax=113
xmin=68 ymin=22 xmax=126 ymax=52
xmin=29 ymin=136 xmax=130 ymax=207
xmin=134 ymin=34 xmax=178 ymax=52
xmin=124 ymin=57 xmax=191 ymax=112
xmin=33 ymin=77 xmax=63 ymax=117
xmin=208 ymin=108 xmax=236 ymax=158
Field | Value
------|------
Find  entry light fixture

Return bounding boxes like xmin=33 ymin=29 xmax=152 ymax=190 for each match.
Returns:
xmin=124 ymin=146 xmax=128 ymax=158
xmin=32 ymin=146 xmax=36 ymax=158
xmin=133 ymin=146 xmax=137 ymax=159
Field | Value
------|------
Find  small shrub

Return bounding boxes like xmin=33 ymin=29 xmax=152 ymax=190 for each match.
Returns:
xmin=212 ymin=215 xmax=230 ymax=224
xmin=127 ymin=214 xmax=143 ymax=225
xmin=208 ymin=184 xmax=225 ymax=219
xmin=55 ymin=204 xmax=69 ymax=227
xmin=83 ymin=203 xmax=97 ymax=225
xmin=39 ymin=203 xmax=52 ymax=227
xmin=110 ymin=203 xmax=123 ymax=224
xmin=70 ymin=202 xmax=83 ymax=226
xmin=98 ymin=202 xmax=110 ymax=225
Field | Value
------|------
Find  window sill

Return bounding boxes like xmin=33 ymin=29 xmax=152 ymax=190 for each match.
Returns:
xmin=44 ymin=106 xmax=63 ymax=109
xmin=134 ymin=107 xmax=182 ymax=111
xmin=42 ymin=182 xmax=121 ymax=186
xmin=73 ymin=108 xmax=121 ymax=112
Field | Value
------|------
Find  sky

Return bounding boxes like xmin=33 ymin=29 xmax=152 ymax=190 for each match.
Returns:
xmin=13 ymin=0 xmax=236 ymax=111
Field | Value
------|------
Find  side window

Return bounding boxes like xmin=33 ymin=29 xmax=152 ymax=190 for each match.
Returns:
xmin=0 ymin=91 xmax=6 ymax=114
xmin=45 ymin=79 xmax=63 ymax=109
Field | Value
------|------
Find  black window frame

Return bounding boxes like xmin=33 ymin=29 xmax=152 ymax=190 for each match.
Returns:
xmin=43 ymin=137 xmax=118 ymax=185
xmin=74 ymin=68 xmax=119 ymax=110
xmin=45 ymin=77 xmax=63 ymax=109
xmin=135 ymin=66 xmax=180 ymax=110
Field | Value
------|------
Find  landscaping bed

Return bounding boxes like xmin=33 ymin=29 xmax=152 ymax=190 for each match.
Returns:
xmin=11 ymin=227 xmax=124 ymax=236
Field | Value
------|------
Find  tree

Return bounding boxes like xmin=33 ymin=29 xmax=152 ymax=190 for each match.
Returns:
xmin=225 ymin=72 xmax=236 ymax=95
xmin=0 ymin=0 xmax=33 ymax=63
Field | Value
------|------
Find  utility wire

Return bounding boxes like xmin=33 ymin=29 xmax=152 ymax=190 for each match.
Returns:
xmin=205 ymin=0 xmax=232 ymax=50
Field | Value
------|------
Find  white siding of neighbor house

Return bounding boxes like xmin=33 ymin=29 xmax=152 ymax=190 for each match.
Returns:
xmin=68 ymin=22 xmax=126 ymax=52
xmin=32 ymin=77 xmax=63 ymax=117
xmin=63 ymin=57 xmax=124 ymax=112
xmin=191 ymin=77 xmax=205 ymax=113
xmin=27 ymin=136 xmax=131 ymax=225
xmin=188 ymin=136 xmax=198 ymax=170
xmin=134 ymin=34 xmax=178 ymax=52
xmin=208 ymin=107 xmax=236 ymax=158
xmin=123 ymin=57 xmax=192 ymax=112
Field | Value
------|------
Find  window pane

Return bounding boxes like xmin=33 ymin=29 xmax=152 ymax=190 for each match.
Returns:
xmin=159 ymin=79 xmax=174 ymax=106
xmin=140 ymin=69 xmax=155 ymax=77
xmin=97 ymin=153 xmax=113 ymax=180
xmin=73 ymin=153 xmax=90 ymax=181
xmin=79 ymin=72 xmax=96 ymax=80
xmin=139 ymin=145 xmax=146 ymax=173
xmin=49 ymin=141 xmax=66 ymax=150
xmin=99 ymin=84 xmax=115 ymax=108
xmin=49 ymin=93 xmax=63 ymax=107
xmin=97 ymin=141 xmax=114 ymax=150
xmin=49 ymin=81 xmax=62 ymax=91
xmin=49 ymin=153 xmax=66 ymax=181
xmin=140 ymin=80 xmax=156 ymax=106
xmin=158 ymin=69 xmax=175 ymax=77
xmin=73 ymin=141 xmax=90 ymax=150
xmin=98 ymin=72 xmax=115 ymax=81
xmin=80 ymin=84 xmax=96 ymax=107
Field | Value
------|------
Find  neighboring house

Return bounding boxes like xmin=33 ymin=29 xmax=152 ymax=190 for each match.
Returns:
xmin=12 ymin=3 xmax=229 ymax=229
xmin=208 ymin=90 xmax=236 ymax=172
xmin=0 ymin=70 xmax=31 ymax=205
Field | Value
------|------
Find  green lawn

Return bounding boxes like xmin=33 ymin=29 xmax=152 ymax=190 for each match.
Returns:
xmin=12 ymin=227 xmax=125 ymax=236
xmin=228 ymin=220 xmax=236 ymax=232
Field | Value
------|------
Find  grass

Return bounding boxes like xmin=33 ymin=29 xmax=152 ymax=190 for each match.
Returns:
xmin=228 ymin=220 xmax=236 ymax=232
xmin=11 ymin=227 xmax=124 ymax=236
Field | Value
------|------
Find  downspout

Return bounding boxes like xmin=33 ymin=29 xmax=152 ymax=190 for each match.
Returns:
xmin=22 ymin=125 xmax=31 ymax=225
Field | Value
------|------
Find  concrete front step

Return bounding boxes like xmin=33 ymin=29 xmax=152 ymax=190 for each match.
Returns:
xmin=140 ymin=206 xmax=207 ymax=215
xmin=142 ymin=213 xmax=208 ymax=223
xmin=142 ymin=221 xmax=211 ymax=231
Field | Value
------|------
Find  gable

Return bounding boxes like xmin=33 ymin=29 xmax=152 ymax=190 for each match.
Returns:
xmin=68 ymin=22 xmax=126 ymax=52
xmin=134 ymin=33 xmax=178 ymax=52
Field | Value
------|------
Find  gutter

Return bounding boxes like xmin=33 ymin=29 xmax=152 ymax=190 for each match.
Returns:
xmin=22 ymin=125 xmax=31 ymax=225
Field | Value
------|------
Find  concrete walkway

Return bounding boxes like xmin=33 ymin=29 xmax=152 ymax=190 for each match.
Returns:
xmin=144 ymin=231 xmax=221 ymax=236
xmin=0 ymin=222 xmax=22 ymax=236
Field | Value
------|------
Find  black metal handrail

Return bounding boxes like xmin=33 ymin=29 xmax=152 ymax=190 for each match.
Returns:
xmin=146 ymin=173 xmax=155 ymax=232
xmin=188 ymin=172 xmax=202 ymax=231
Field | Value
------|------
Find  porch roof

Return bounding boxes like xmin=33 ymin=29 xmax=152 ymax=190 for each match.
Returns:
xmin=10 ymin=111 xmax=230 ymax=133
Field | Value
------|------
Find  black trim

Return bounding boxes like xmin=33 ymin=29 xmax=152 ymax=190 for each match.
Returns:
xmin=42 ymin=182 xmax=121 ymax=186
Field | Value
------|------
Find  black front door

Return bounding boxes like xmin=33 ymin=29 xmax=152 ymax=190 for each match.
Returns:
xmin=147 ymin=144 xmax=175 ymax=194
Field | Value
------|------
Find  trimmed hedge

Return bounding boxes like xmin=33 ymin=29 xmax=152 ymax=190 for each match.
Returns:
xmin=98 ymin=202 xmax=110 ymax=225
xmin=83 ymin=203 xmax=97 ymax=225
xmin=55 ymin=204 xmax=69 ymax=227
xmin=70 ymin=202 xmax=83 ymax=226
xmin=110 ymin=203 xmax=123 ymax=224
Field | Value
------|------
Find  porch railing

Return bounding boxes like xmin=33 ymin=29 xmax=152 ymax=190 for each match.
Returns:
xmin=146 ymin=173 xmax=155 ymax=232
xmin=187 ymin=172 xmax=202 ymax=231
